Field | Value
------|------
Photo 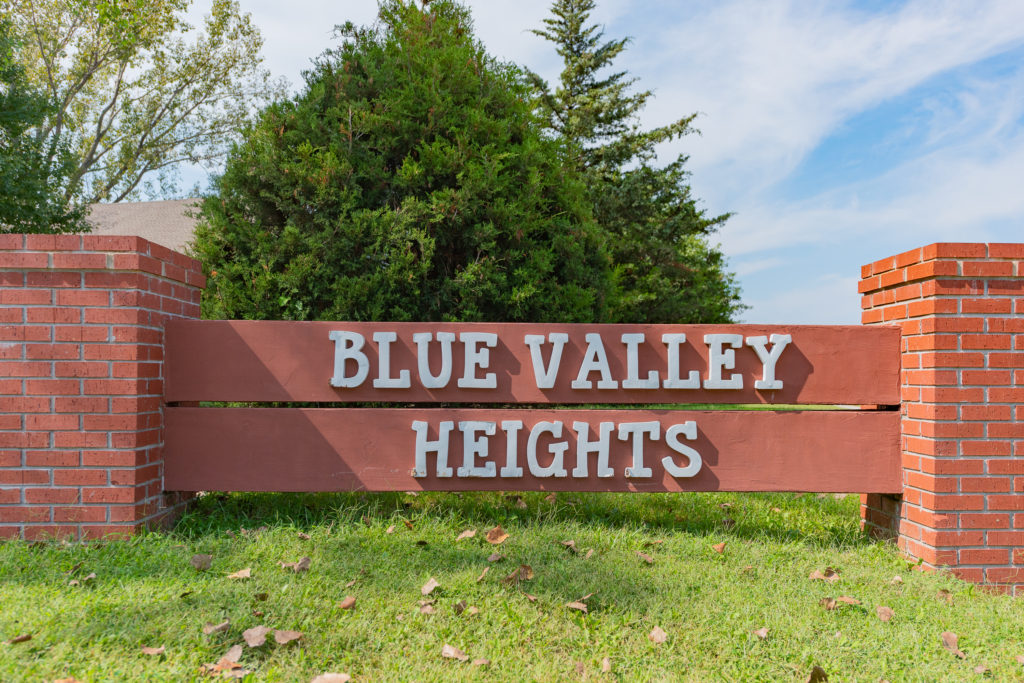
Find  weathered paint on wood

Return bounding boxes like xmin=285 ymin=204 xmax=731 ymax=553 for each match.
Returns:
xmin=165 ymin=321 xmax=900 ymax=405
xmin=164 ymin=407 xmax=902 ymax=493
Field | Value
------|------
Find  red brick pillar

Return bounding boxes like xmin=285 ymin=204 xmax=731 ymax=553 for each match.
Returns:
xmin=0 ymin=234 xmax=204 ymax=540
xmin=859 ymin=243 xmax=1024 ymax=593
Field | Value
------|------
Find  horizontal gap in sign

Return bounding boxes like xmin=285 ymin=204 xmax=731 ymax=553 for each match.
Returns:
xmin=176 ymin=401 xmax=897 ymax=411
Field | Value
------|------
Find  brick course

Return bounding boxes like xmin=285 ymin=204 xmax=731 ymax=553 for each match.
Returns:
xmin=860 ymin=242 xmax=1024 ymax=594
xmin=0 ymin=235 xmax=203 ymax=539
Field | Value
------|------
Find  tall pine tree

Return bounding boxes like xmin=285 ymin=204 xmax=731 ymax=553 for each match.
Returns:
xmin=529 ymin=0 xmax=743 ymax=323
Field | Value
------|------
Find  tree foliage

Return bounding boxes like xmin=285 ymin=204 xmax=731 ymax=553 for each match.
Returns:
xmin=8 ymin=0 xmax=282 ymax=203
xmin=192 ymin=0 xmax=612 ymax=324
xmin=0 ymin=17 xmax=86 ymax=232
xmin=529 ymin=0 xmax=744 ymax=323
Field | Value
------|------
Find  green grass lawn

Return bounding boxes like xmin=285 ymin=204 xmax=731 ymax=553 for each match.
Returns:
xmin=1 ymin=491 xmax=1022 ymax=682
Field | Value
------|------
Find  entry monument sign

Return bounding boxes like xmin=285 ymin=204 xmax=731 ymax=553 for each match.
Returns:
xmin=164 ymin=322 xmax=901 ymax=494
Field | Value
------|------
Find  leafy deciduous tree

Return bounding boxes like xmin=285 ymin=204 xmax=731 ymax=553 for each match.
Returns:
xmin=192 ymin=0 xmax=612 ymax=324
xmin=8 ymin=0 xmax=282 ymax=203
xmin=0 ymin=17 xmax=86 ymax=232
xmin=529 ymin=0 xmax=744 ymax=323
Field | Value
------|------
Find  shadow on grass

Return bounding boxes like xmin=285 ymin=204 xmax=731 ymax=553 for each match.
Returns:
xmin=172 ymin=489 xmax=873 ymax=550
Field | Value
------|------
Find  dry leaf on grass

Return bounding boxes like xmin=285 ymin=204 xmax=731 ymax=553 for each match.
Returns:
xmin=344 ymin=579 xmax=357 ymax=588
xmin=602 ymin=657 xmax=612 ymax=673
xmin=385 ymin=524 xmax=395 ymax=534
xmin=560 ymin=540 xmax=578 ymax=553
xmin=712 ymin=542 xmax=726 ymax=554
xmin=566 ymin=601 xmax=588 ymax=614
xmin=419 ymin=604 xmax=436 ymax=615
xmin=1017 ymin=655 xmax=1024 ymax=665
xmin=456 ymin=529 xmax=476 ymax=541
xmin=515 ymin=496 xmax=528 ymax=509
xmin=421 ymin=577 xmax=441 ymax=596
xmin=472 ymin=658 xmax=490 ymax=667
xmin=338 ymin=596 xmax=356 ymax=610
xmin=644 ymin=540 xmax=664 ymax=548
xmin=442 ymin=644 xmax=469 ymax=662
xmin=297 ymin=532 xmax=311 ymax=540
xmin=227 ymin=568 xmax=251 ymax=580
xmin=820 ymin=598 xmax=837 ymax=611
xmin=753 ymin=627 xmax=769 ymax=640
xmin=809 ymin=568 xmax=840 ymax=583
xmin=243 ymin=625 xmax=273 ymax=648
xmin=5 ymin=633 xmax=31 ymax=644
xmin=807 ymin=665 xmax=828 ymax=682
xmin=876 ymin=606 xmax=894 ymax=622
xmin=310 ymin=674 xmax=351 ymax=683
xmin=575 ymin=661 xmax=586 ymax=675
xmin=476 ymin=567 xmax=489 ymax=582
xmin=524 ymin=593 xmax=538 ymax=602
xmin=279 ymin=557 xmax=311 ymax=573
xmin=584 ymin=549 xmax=594 ymax=559
xmin=454 ymin=600 xmax=467 ymax=615
xmin=637 ymin=551 xmax=654 ymax=564
xmin=502 ymin=565 xmax=534 ymax=585
xmin=837 ymin=596 xmax=861 ymax=605
xmin=403 ymin=519 xmax=414 ymax=530
xmin=141 ymin=645 xmax=165 ymax=656
xmin=649 ymin=626 xmax=668 ymax=644
xmin=941 ymin=631 xmax=966 ymax=659
xmin=202 ymin=620 xmax=230 ymax=635
xmin=545 ymin=492 xmax=557 ymax=503
xmin=890 ymin=576 xmax=903 ymax=586
xmin=973 ymin=665 xmax=990 ymax=675
xmin=718 ymin=502 xmax=732 ymax=510
xmin=486 ymin=526 xmax=509 ymax=545
xmin=69 ymin=572 xmax=96 ymax=587
xmin=487 ymin=553 xmax=504 ymax=563
xmin=191 ymin=554 xmax=212 ymax=571
xmin=466 ymin=606 xmax=480 ymax=616
xmin=274 ymin=630 xmax=302 ymax=645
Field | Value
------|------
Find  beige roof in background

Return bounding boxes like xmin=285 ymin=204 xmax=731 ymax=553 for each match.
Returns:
xmin=86 ymin=198 xmax=200 ymax=255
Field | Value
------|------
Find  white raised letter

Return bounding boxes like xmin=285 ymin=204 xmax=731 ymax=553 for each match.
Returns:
xmin=524 ymin=333 xmax=568 ymax=389
xmin=703 ymin=333 xmax=744 ymax=390
xmin=526 ymin=421 xmax=568 ymax=477
xmin=746 ymin=334 xmax=791 ymax=390
xmin=662 ymin=333 xmax=700 ymax=389
xmin=372 ymin=331 xmax=411 ymax=388
xmin=664 ymin=421 xmax=702 ymax=477
xmin=330 ymin=331 xmax=369 ymax=388
xmin=413 ymin=332 xmax=455 ymax=389
xmin=458 ymin=332 xmax=498 ymax=388
xmin=571 ymin=421 xmax=614 ymax=478
xmin=621 ymin=333 xmax=659 ymax=389
xmin=571 ymin=333 xmax=618 ymax=390
xmin=618 ymin=421 xmax=659 ymax=478
xmin=411 ymin=420 xmax=454 ymax=477
xmin=500 ymin=420 xmax=525 ymax=477
xmin=457 ymin=421 xmax=497 ymax=477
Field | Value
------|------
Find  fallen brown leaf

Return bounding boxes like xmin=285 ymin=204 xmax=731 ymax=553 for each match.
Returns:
xmin=753 ymin=627 xmax=769 ymax=640
xmin=338 ymin=596 xmax=356 ymax=610
xmin=243 ymin=625 xmax=273 ymax=647
xmin=941 ymin=631 xmax=966 ymax=658
xmin=69 ymin=572 xmax=96 ymax=587
xmin=545 ymin=492 xmax=557 ymax=503
xmin=649 ymin=626 xmax=668 ymax=644
xmin=487 ymin=553 xmax=504 ymax=562
xmin=560 ymin=540 xmax=578 ymax=553
xmin=718 ymin=502 xmax=732 ymax=509
xmin=472 ymin=658 xmax=490 ymax=667
xmin=191 ymin=554 xmax=212 ymax=571
xmin=807 ymin=665 xmax=828 ymax=682
xmin=456 ymin=529 xmax=476 ymax=541
xmin=584 ymin=549 xmax=594 ymax=559
xmin=6 ymin=633 xmax=31 ymax=644
xmin=637 ymin=551 xmax=654 ymax=564
xmin=836 ymin=596 xmax=861 ymax=605
xmin=890 ymin=576 xmax=903 ymax=586
xmin=297 ymin=532 xmax=311 ymax=540
xmin=515 ymin=496 xmax=528 ymax=509
xmin=770 ymin=507 xmax=782 ymax=513
xmin=202 ymin=619 xmax=230 ymax=635
xmin=227 ymin=568 xmax=251 ymax=580
xmin=575 ymin=661 xmax=586 ymax=675
xmin=252 ymin=610 xmax=264 ymax=617
xmin=442 ymin=644 xmax=469 ymax=662
xmin=274 ymin=630 xmax=302 ymax=645
xmin=310 ymin=674 xmax=351 ymax=683
xmin=486 ymin=525 xmax=509 ymax=545
xmin=344 ymin=579 xmax=357 ymax=588
xmin=1017 ymin=655 xmax=1024 ymax=665
xmin=385 ymin=524 xmax=395 ymax=534
xmin=419 ymin=604 xmax=436 ymax=615
xmin=602 ymin=657 xmax=612 ymax=673
xmin=809 ymin=568 xmax=840 ymax=583
xmin=524 ymin=593 xmax=538 ymax=602
xmin=476 ymin=567 xmax=489 ymax=582
xmin=224 ymin=644 xmax=244 ymax=662
xmin=454 ymin=600 xmax=467 ymax=615
xmin=973 ymin=665 xmax=990 ymax=675
xmin=422 ymin=577 xmax=441 ymax=596
xmin=712 ymin=542 xmax=726 ymax=554
xmin=876 ymin=606 xmax=894 ymax=622
xmin=502 ymin=564 xmax=535 ymax=585
xmin=141 ymin=645 xmax=165 ymax=656
xmin=566 ymin=601 xmax=588 ymax=614
xmin=403 ymin=519 xmax=414 ymax=530
xmin=820 ymin=597 xmax=837 ymax=610
xmin=644 ymin=540 xmax=664 ymax=548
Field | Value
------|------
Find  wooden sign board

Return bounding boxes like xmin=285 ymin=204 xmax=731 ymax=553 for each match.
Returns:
xmin=163 ymin=321 xmax=902 ymax=494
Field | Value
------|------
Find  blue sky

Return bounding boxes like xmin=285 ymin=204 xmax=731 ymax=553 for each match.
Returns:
xmin=187 ymin=0 xmax=1024 ymax=324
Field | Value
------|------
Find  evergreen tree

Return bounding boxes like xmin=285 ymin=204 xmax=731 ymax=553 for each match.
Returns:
xmin=192 ymin=0 xmax=611 ymax=323
xmin=529 ymin=0 xmax=744 ymax=323
xmin=0 ymin=18 xmax=86 ymax=233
